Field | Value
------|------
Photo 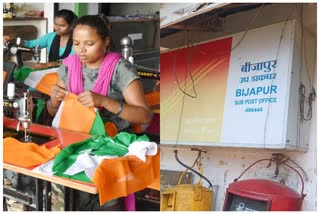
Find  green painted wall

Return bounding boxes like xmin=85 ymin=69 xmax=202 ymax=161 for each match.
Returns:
xmin=74 ymin=3 xmax=87 ymax=17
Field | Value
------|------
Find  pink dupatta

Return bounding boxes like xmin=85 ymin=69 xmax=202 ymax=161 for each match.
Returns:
xmin=62 ymin=52 xmax=122 ymax=95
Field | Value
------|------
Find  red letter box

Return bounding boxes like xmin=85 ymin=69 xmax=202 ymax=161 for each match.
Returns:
xmin=223 ymin=159 xmax=306 ymax=211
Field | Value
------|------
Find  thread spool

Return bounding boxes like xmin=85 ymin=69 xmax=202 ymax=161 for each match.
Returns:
xmin=16 ymin=37 xmax=21 ymax=45
xmin=128 ymin=56 xmax=134 ymax=64
xmin=7 ymin=82 xmax=15 ymax=99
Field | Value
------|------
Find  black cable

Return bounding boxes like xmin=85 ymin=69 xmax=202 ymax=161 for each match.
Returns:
xmin=299 ymin=83 xmax=313 ymax=121
xmin=174 ymin=150 xmax=213 ymax=188
xmin=172 ymin=30 xmax=198 ymax=98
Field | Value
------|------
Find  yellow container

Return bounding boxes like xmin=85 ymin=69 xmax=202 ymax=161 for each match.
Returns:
xmin=160 ymin=183 xmax=213 ymax=211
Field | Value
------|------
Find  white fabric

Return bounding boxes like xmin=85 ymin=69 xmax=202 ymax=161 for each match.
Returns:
xmin=24 ymin=68 xmax=57 ymax=88
xmin=51 ymin=100 xmax=64 ymax=128
xmin=32 ymin=159 xmax=55 ymax=175
xmin=125 ymin=141 xmax=158 ymax=162
xmin=64 ymin=153 xmax=118 ymax=178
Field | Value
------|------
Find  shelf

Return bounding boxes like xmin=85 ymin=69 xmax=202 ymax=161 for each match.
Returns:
xmin=107 ymin=15 xmax=159 ymax=23
xmin=4 ymin=17 xmax=46 ymax=21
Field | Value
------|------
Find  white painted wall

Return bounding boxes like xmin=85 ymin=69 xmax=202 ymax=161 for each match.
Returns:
xmin=160 ymin=3 xmax=317 ymax=211
xmin=87 ymin=4 xmax=99 ymax=15
xmin=58 ymin=3 xmax=99 ymax=15
xmin=58 ymin=3 xmax=74 ymax=12
xmin=44 ymin=3 xmax=54 ymax=33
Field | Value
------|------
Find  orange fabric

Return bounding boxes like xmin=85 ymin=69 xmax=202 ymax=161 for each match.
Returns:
xmin=145 ymin=91 xmax=160 ymax=106
xmin=133 ymin=91 xmax=160 ymax=133
xmin=3 ymin=71 xmax=7 ymax=84
xmin=104 ymin=121 xmax=118 ymax=137
xmin=132 ymin=124 xmax=143 ymax=133
xmin=3 ymin=137 xmax=60 ymax=168
xmin=59 ymin=93 xmax=96 ymax=134
xmin=35 ymin=72 xmax=58 ymax=95
xmin=92 ymin=149 xmax=160 ymax=205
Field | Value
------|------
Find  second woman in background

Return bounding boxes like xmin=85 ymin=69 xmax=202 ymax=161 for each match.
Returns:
xmin=26 ymin=9 xmax=78 ymax=69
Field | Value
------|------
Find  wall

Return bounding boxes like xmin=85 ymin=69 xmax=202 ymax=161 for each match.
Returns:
xmin=87 ymin=4 xmax=99 ymax=15
xmin=44 ymin=3 xmax=54 ymax=35
xmin=58 ymin=3 xmax=158 ymax=16
xmin=58 ymin=3 xmax=74 ymax=11
xmin=108 ymin=3 xmax=159 ymax=16
xmin=160 ymin=3 xmax=317 ymax=211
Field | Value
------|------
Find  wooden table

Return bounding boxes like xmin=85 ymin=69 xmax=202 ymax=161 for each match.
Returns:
xmin=3 ymin=117 xmax=97 ymax=210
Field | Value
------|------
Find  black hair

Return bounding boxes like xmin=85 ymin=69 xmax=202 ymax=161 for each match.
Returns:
xmin=55 ymin=9 xmax=78 ymax=26
xmin=74 ymin=14 xmax=110 ymax=40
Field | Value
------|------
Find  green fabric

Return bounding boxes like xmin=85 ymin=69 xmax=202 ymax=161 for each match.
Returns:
xmin=35 ymin=99 xmax=45 ymax=122
xmin=52 ymin=132 xmax=149 ymax=182
xmin=89 ymin=111 xmax=106 ymax=136
xmin=13 ymin=66 xmax=33 ymax=82
xmin=13 ymin=66 xmax=51 ymax=83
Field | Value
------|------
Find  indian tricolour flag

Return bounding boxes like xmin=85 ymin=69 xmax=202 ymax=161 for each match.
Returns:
xmin=32 ymin=132 xmax=160 ymax=205
xmin=52 ymin=93 xmax=106 ymax=136
xmin=14 ymin=66 xmax=58 ymax=95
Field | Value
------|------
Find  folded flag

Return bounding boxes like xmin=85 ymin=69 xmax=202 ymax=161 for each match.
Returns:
xmin=46 ymin=132 xmax=159 ymax=204
xmin=3 ymin=137 xmax=60 ymax=168
xmin=51 ymin=132 xmax=149 ymax=182
xmin=52 ymin=93 xmax=106 ymax=136
xmin=93 ymin=150 xmax=160 ymax=205
xmin=13 ymin=66 xmax=58 ymax=95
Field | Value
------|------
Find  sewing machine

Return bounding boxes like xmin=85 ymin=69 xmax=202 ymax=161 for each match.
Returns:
xmin=3 ymin=91 xmax=32 ymax=142
xmin=3 ymin=36 xmax=47 ymax=140
xmin=120 ymin=36 xmax=160 ymax=80
xmin=16 ymin=92 xmax=32 ymax=142
xmin=3 ymin=89 xmax=55 ymax=144
xmin=3 ymin=37 xmax=41 ymax=68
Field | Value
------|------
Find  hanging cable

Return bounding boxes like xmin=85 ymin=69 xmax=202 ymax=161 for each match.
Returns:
xmin=172 ymin=30 xmax=198 ymax=98
xmin=231 ymin=3 xmax=264 ymax=51
xmin=299 ymin=83 xmax=313 ymax=121
xmin=297 ymin=3 xmax=315 ymax=121
xmin=262 ymin=5 xmax=296 ymax=147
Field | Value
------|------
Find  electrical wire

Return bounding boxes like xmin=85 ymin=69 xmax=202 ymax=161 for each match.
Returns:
xmin=172 ymin=30 xmax=198 ymax=98
xmin=170 ymin=4 xmax=267 ymax=99
xmin=297 ymin=3 xmax=315 ymax=122
xmin=231 ymin=3 xmax=264 ymax=51
xmin=186 ymin=30 xmax=198 ymax=98
xmin=298 ymin=4 xmax=313 ymax=91
xmin=179 ymin=3 xmax=264 ymax=54
xmin=172 ymin=29 xmax=198 ymax=145
xmin=173 ymin=55 xmax=187 ymax=146
xmin=299 ymin=83 xmax=313 ymax=121
xmin=169 ymin=2 xmax=265 ymax=95
xmin=287 ymin=158 xmax=309 ymax=181
xmin=171 ymin=3 xmax=264 ymax=146
xmin=262 ymin=5 xmax=296 ymax=148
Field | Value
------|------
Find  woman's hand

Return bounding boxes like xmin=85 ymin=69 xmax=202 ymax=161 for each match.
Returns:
xmin=32 ymin=63 xmax=50 ymax=70
xmin=3 ymin=35 xmax=11 ymax=43
xmin=50 ymin=84 xmax=68 ymax=102
xmin=32 ymin=61 xmax=60 ymax=70
xmin=78 ymin=91 xmax=104 ymax=107
xmin=47 ymin=80 xmax=67 ymax=116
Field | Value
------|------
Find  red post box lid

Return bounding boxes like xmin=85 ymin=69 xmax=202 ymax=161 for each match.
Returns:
xmin=228 ymin=179 xmax=301 ymax=200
